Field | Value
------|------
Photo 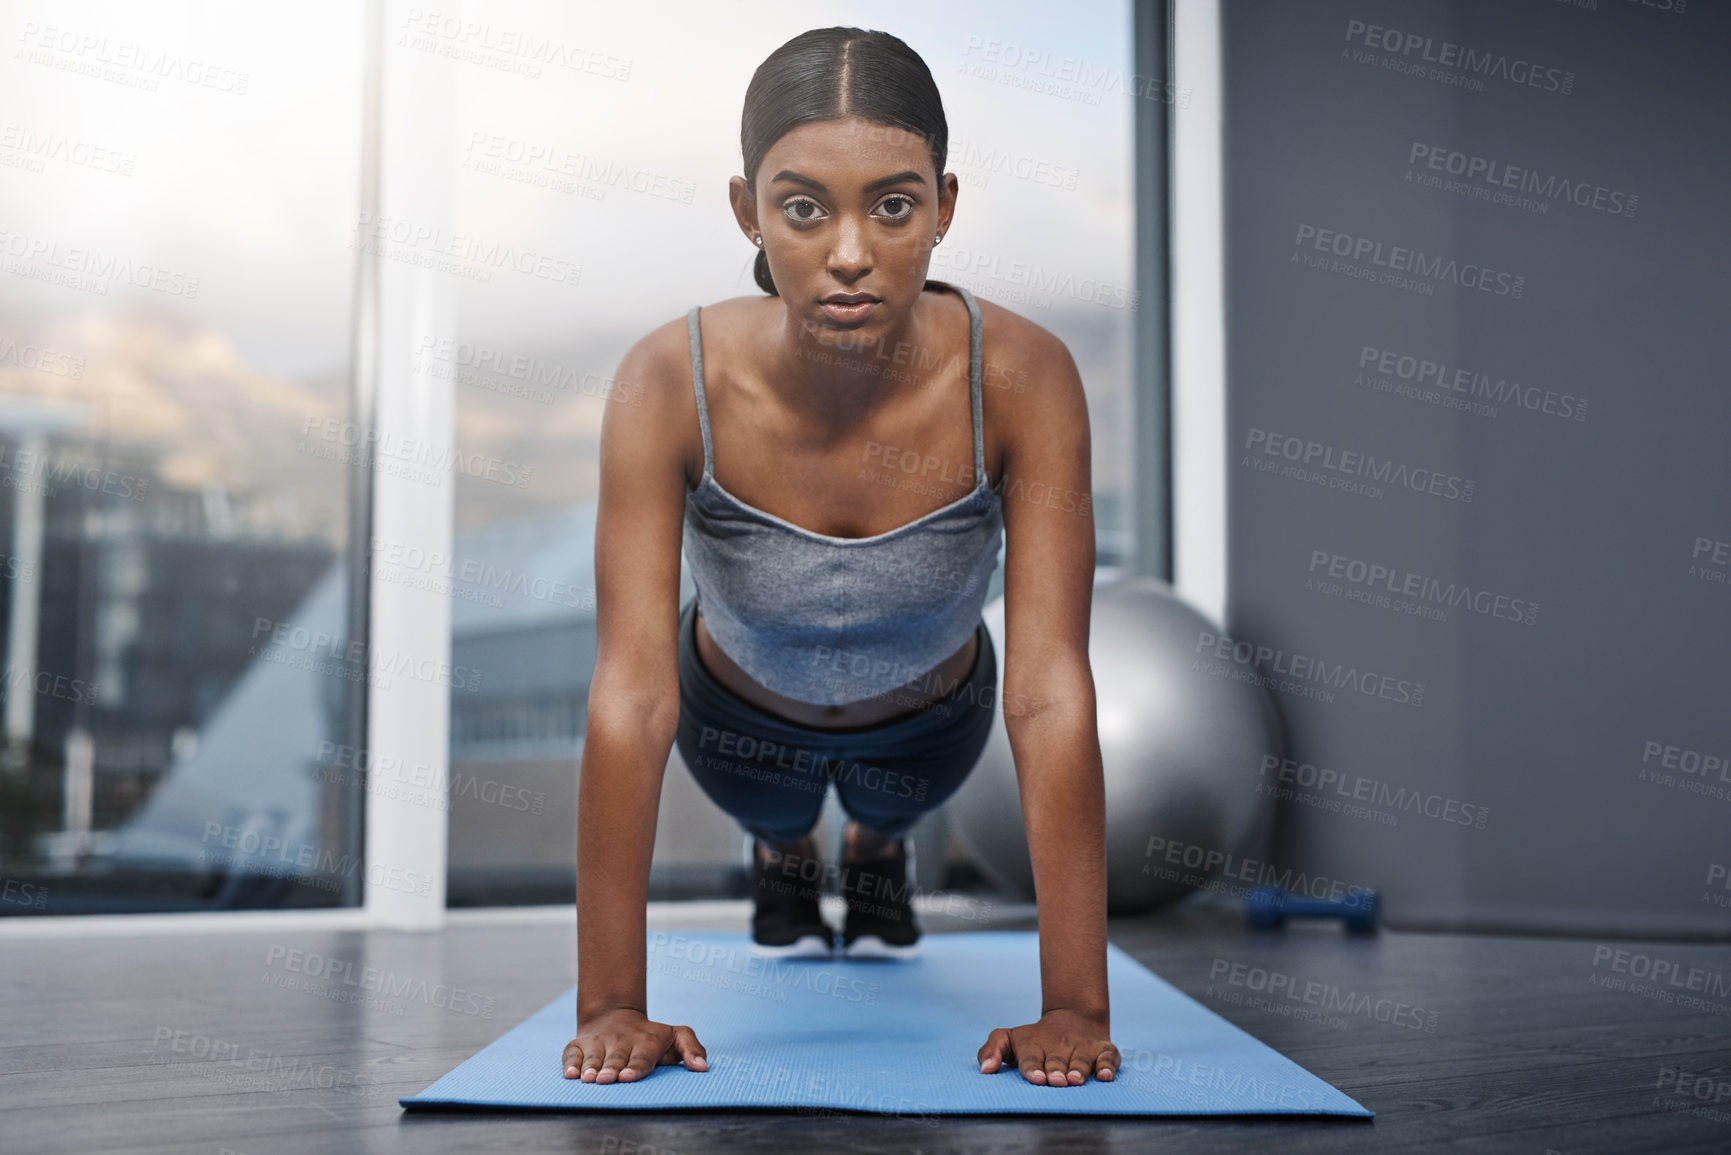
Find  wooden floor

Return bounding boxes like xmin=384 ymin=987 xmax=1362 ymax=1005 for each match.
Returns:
xmin=4 ymin=899 xmax=1730 ymax=1154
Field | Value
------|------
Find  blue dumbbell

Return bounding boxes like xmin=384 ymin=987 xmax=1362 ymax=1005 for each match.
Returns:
xmin=1245 ymin=886 xmax=1379 ymax=933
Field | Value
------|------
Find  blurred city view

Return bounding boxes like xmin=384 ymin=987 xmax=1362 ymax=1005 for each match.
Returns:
xmin=0 ymin=0 xmax=1132 ymax=914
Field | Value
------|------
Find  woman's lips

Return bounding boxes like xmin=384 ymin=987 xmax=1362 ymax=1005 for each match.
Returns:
xmin=820 ymin=298 xmax=879 ymax=322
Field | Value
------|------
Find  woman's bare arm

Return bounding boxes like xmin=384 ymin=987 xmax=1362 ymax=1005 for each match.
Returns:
xmin=566 ymin=320 xmax=708 ymax=1081
xmin=974 ymin=315 xmax=1117 ymax=1085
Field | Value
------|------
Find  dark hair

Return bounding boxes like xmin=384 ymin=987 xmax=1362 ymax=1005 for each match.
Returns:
xmin=741 ymin=27 xmax=948 ymax=297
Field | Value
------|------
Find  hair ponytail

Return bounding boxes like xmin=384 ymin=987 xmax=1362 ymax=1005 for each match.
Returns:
xmin=753 ymin=247 xmax=777 ymax=296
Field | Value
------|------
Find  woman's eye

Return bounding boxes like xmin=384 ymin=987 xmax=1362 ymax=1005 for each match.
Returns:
xmin=783 ymin=197 xmax=824 ymax=223
xmin=878 ymin=195 xmax=914 ymax=219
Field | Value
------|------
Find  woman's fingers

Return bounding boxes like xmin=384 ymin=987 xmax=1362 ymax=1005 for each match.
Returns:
xmin=562 ymin=1020 xmax=708 ymax=1084
xmin=978 ymin=1026 xmax=1011 ymax=1073
xmin=573 ymin=1023 xmax=1116 ymax=1088
xmin=619 ymin=1039 xmax=661 ymax=1081
xmin=592 ymin=1040 xmax=633 ymax=1083
xmin=672 ymin=1025 xmax=709 ymax=1071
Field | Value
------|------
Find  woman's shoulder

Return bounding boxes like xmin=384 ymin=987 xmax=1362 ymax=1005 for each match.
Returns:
xmin=620 ymin=296 xmax=759 ymax=379
xmin=624 ymin=289 xmax=1072 ymax=389
xmin=682 ymin=293 xmax=771 ymax=327
xmin=959 ymin=288 xmax=1078 ymax=394
xmin=635 ymin=295 xmax=770 ymax=364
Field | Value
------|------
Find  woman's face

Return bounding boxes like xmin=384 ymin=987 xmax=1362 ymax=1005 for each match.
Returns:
xmin=732 ymin=115 xmax=957 ymax=333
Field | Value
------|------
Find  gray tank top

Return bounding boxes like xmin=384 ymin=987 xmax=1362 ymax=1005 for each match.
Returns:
xmin=681 ymin=280 xmax=1005 ymax=706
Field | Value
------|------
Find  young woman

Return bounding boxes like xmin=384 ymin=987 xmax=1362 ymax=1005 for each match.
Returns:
xmin=564 ymin=26 xmax=1114 ymax=1089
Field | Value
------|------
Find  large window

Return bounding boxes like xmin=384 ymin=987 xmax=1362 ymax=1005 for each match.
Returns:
xmin=0 ymin=0 xmax=1145 ymax=921
xmin=0 ymin=4 xmax=365 ymax=914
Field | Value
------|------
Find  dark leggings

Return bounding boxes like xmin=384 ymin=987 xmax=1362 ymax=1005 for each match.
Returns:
xmin=675 ymin=595 xmax=998 ymax=847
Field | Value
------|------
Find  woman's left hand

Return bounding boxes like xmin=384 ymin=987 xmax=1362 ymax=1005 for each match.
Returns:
xmin=977 ymin=1008 xmax=1119 ymax=1085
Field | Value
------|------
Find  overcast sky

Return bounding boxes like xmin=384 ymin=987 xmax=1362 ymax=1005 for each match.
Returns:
xmin=2 ymin=0 xmax=1134 ymax=379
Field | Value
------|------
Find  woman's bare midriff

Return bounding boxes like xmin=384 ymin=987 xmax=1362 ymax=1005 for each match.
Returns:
xmin=695 ymin=609 xmax=978 ymax=730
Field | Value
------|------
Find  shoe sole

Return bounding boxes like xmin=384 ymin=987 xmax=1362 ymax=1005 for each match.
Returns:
xmin=841 ymin=933 xmax=921 ymax=960
xmin=749 ymin=932 xmax=833 ymax=959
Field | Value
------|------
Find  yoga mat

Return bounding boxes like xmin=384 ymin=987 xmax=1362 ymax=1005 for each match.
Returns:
xmin=401 ymin=930 xmax=1373 ymax=1118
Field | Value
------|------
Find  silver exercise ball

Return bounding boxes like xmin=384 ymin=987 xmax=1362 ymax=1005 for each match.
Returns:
xmin=947 ymin=573 xmax=1284 ymax=914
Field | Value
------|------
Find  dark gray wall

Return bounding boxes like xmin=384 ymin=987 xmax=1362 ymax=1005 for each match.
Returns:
xmin=1221 ymin=0 xmax=1730 ymax=936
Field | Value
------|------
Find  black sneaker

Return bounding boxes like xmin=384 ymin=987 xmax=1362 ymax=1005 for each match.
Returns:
xmin=840 ymin=835 xmax=921 ymax=959
xmin=747 ymin=835 xmax=834 ymax=958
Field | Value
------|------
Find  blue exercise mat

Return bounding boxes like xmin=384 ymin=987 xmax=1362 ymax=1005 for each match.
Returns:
xmin=401 ymin=930 xmax=1373 ymax=1118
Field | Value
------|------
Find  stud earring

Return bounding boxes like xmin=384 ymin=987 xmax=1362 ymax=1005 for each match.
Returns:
xmin=935 ymin=234 xmax=942 ymax=245
xmin=754 ymin=236 xmax=762 ymax=246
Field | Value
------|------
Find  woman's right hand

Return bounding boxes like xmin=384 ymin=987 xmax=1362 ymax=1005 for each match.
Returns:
xmin=562 ymin=1007 xmax=709 ymax=1083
